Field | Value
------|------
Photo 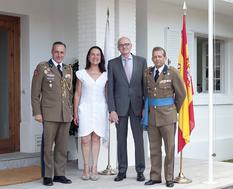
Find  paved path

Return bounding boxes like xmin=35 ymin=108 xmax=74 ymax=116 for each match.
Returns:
xmin=1 ymin=158 xmax=233 ymax=189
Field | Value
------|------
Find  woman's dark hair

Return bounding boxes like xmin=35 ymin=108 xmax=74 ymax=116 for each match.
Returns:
xmin=85 ymin=46 xmax=106 ymax=73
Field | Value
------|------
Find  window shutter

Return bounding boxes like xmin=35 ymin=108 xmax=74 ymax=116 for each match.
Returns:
xmin=165 ymin=27 xmax=180 ymax=67
xmin=164 ymin=27 xmax=194 ymax=73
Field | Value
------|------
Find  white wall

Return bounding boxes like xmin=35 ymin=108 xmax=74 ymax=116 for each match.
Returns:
xmin=140 ymin=0 xmax=233 ymax=161
xmin=0 ymin=0 xmax=78 ymax=152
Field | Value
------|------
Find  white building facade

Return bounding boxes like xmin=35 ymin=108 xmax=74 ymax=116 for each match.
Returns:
xmin=0 ymin=0 xmax=233 ymax=171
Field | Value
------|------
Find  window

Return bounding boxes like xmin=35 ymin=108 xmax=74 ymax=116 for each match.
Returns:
xmin=196 ymin=37 xmax=224 ymax=93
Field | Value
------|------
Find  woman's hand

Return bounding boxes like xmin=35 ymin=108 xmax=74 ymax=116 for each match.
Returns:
xmin=73 ymin=114 xmax=79 ymax=125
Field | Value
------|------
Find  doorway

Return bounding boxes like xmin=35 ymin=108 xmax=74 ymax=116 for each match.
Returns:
xmin=0 ymin=15 xmax=20 ymax=153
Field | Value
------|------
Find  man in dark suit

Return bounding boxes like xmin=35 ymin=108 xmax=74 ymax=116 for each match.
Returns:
xmin=107 ymin=36 xmax=147 ymax=182
xmin=31 ymin=41 xmax=73 ymax=186
xmin=143 ymin=47 xmax=186 ymax=187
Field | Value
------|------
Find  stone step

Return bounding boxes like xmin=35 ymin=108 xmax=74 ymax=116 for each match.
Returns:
xmin=0 ymin=152 xmax=40 ymax=170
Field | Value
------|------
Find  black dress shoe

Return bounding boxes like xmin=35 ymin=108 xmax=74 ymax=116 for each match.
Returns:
xmin=43 ymin=177 xmax=53 ymax=186
xmin=114 ymin=172 xmax=126 ymax=182
xmin=137 ymin=172 xmax=145 ymax=181
xmin=53 ymin=176 xmax=72 ymax=184
xmin=166 ymin=181 xmax=174 ymax=187
xmin=144 ymin=179 xmax=162 ymax=185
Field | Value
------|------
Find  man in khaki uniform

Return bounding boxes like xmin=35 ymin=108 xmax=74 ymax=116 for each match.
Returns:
xmin=143 ymin=47 xmax=186 ymax=188
xmin=31 ymin=41 xmax=73 ymax=186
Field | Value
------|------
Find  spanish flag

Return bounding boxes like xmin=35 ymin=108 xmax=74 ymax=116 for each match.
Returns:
xmin=178 ymin=14 xmax=195 ymax=152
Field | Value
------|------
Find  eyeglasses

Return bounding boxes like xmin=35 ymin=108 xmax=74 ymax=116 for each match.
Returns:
xmin=118 ymin=43 xmax=131 ymax=48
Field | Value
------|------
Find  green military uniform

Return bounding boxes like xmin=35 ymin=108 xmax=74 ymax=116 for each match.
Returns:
xmin=31 ymin=59 xmax=73 ymax=178
xmin=144 ymin=64 xmax=186 ymax=182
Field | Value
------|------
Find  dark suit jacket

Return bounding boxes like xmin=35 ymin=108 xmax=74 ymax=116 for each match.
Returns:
xmin=107 ymin=54 xmax=147 ymax=116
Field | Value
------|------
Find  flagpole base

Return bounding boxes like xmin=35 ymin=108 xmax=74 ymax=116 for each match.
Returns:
xmin=174 ymin=172 xmax=192 ymax=184
xmin=98 ymin=165 xmax=117 ymax=175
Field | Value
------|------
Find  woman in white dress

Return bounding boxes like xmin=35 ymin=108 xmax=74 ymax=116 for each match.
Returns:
xmin=73 ymin=46 xmax=108 ymax=181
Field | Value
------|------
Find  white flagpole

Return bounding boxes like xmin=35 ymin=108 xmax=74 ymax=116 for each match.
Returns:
xmin=208 ymin=0 xmax=214 ymax=184
xmin=104 ymin=8 xmax=110 ymax=69
xmin=99 ymin=8 xmax=116 ymax=175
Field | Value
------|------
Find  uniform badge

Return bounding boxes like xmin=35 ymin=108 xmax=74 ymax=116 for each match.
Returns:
xmin=49 ymin=83 xmax=53 ymax=88
xmin=33 ymin=69 xmax=38 ymax=76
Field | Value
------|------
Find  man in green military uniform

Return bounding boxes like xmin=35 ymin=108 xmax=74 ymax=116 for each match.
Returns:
xmin=31 ymin=41 xmax=73 ymax=186
xmin=143 ymin=47 xmax=186 ymax=188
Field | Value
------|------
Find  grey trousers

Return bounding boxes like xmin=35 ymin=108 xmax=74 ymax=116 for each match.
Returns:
xmin=116 ymin=107 xmax=145 ymax=174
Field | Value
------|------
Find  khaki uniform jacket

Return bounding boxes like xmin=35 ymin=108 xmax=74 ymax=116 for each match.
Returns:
xmin=31 ymin=59 xmax=73 ymax=122
xmin=144 ymin=64 xmax=186 ymax=126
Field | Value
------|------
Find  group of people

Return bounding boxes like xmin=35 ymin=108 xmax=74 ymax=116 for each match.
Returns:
xmin=31 ymin=37 xmax=186 ymax=188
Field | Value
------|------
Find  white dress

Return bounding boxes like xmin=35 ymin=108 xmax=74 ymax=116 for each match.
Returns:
xmin=76 ymin=69 xmax=108 ymax=141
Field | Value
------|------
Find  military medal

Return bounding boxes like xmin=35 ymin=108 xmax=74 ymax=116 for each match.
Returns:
xmin=49 ymin=83 xmax=52 ymax=88
xmin=65 ymin=74 xmax=71 ymax=79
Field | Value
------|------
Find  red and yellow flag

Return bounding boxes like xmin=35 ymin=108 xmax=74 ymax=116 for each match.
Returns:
xmin=178 ymin=14 xmax=195 ymax=152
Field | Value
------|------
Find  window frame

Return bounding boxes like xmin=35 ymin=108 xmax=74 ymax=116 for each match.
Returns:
xmin=200 ymin=38 xmax=224 ymax=93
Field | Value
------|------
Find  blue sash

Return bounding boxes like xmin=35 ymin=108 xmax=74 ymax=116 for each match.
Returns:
xmin=141 ymin=97 xmax=174 ymax=130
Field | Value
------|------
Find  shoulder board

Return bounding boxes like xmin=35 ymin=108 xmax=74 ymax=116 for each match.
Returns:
xmin=65 ymin=64 xmax=73 ymax=72
xmin=148 ymin=66 xmax=154 ymax=71
xmin=38 ymin=61 xmax=48 ymax=66
xmin=144 ymin=67 xmax=152 ymax=76
xmin=168 ymin=65 xmax=180 ymax=74
xmin=168 ymin=65 xmax=174 ymax=70
xmin=37 ymin=61 xmax=49 ymax=69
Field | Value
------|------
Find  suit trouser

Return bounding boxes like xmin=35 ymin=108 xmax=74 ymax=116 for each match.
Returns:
xmin=148 ymin=123 xmax=176 ymax=181
xmin=42 ymin=121 xmax=70 ymax=178
xmin=116 ymin=107 xmax=145 ymax=174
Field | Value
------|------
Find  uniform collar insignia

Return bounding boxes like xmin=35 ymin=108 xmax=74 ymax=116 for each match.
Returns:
xmin=48 ymin=59 xmax=54 ymax=68
xmin=150 ymin=64 xmax=168 ymax=75
xmin=162 ymin=64 xmax=168 ymax=74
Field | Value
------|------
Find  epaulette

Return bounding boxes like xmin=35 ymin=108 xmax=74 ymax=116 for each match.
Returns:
xmin=168 ymin=65 xmax=176 ymax=72
xmin=144 ymin=67 xmax=152 ymax=77
xmin=38 ymin=61 xmax=48 ymax=66
xmin=36 ymin=61 xmax=50 ymax=70
xmin=69 ymin=64 xmax=73 ymax=72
